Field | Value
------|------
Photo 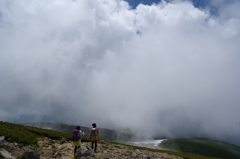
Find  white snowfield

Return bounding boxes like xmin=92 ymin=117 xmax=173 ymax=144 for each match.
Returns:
xmin=131 ymin=139 xmax=167 ymax=149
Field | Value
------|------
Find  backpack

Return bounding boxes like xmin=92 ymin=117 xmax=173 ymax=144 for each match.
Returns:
xmin=72 ymin=129 xmax=81 ymax=141
xmin=91 ymin=128 xmax=97 ymax=137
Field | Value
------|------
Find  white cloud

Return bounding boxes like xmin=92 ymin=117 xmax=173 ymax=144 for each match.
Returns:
xmin=0 ymin=0 xmax=240 ymax=145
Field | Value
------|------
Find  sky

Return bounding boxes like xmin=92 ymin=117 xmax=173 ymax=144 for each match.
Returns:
xmin=0 ymin=0 xmax=240 ymax=145
xmin=127 ymin=0 xmax=209 ymax=9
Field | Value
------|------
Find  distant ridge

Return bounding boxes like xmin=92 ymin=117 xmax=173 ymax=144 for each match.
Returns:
xmin=21 ymin=122 xmax=135 ymax=141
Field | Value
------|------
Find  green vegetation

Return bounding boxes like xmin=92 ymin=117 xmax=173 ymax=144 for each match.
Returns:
xmin=22 ymin=122 xmax=79 ymax=135
xmin=22 ymin=122 xmax=134 ymax=141
xmin=0 ymin=121 xmax=90 ymax=145
xmin=0 ymin=121 xmax=235 ymax=159
xmin=160 ymin=138 xmax=240 ymax=159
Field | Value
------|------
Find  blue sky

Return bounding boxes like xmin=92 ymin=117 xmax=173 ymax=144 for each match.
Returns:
xmin=126 ymin=0 xmax=208 ymax=8
xmin=126 ymin=0 xmax=218 ymax=15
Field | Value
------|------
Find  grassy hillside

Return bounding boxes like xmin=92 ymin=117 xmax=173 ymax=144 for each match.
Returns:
xmin=160 ymin=138 xmax=240 ymax=159
xmin=22 ymin=122 xmax=134 ymax=141
xmin=0 ymin=121 xmax=90 ymax=145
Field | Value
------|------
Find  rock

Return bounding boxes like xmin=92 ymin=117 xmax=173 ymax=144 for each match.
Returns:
xmin=99 ymin=140 xmax=106 ymax=144
xmin=11 ymin=148 xmax=25 ymax=158
xmin=49 ymin=139 xmax=55 ymax=144
xmin=59 ymin=145 xmax=67 ymax=150
xmin=21 ymin=150 xmax=40 ymax=159
xmin=21 ymin=146 xmax=30 ymax=151
xmin=103 ymin=150 xmax=108 ymax=154
xmin=82 ymin=149 xmax=94 ymax=157
xmin=6 ymin=138 xmax=12 ymax=142
xmin=81 ymin=146 xmax=94 ymax=157
xmin=132 ymin=152 xmax=137 ymax=157
xmin=18 ymin=143 xmax=24 ymax=148
xmin=143 ymin=155 xmax=151 ymax=159
xmin=0 ymin=148 xmax=16 ymax=159
xmin=59 ymin=138 xmax=66 ymax=144
xmin=114 ymin=145 xmax=125 ymax=149
xmin=37 ymin=138 xmax=43 ymax=141
xmin=0 ymin=138 xmax=4 ymax=148
xmin=54 ymin=152 xmax=61 ymax=158
xmin=0 ymin=136 xmax=4 ymax=144
xmin=3 ymin=144 xmax=16 ymax=152
xmin=0 ymin=137 xmax=183 ymax=159
xmin=0 ymin=136 xmax=4 ymax=141
xmin=40 ymin=149 xmax=53 ymax=158
xmin=74 ymin=148 xmax=82 ymax=159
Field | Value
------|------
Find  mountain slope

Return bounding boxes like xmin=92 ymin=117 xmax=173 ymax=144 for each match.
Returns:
xmin=160 ymin=138 xmax=240 ymax=159
xmin=0 ymin=121 xmax=225 ymax=159
xmin=21 ymin=122 xmax=134 ymax=141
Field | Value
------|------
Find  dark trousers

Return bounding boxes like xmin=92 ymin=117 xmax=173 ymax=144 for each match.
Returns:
xmin=74 ymin=146 xmax=80 ymax=155
xmin=91 ymin=141 xmax=97 ymax=151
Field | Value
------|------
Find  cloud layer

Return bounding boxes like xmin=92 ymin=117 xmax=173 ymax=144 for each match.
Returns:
xmin=0 ymin=0 xmax=240 ymax=145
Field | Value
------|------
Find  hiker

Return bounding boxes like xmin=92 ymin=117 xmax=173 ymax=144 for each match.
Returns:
xmin=72 ymin=125 xmax=85 ymax=155
xmin=90 ymin=123 xmax=99 ymax=152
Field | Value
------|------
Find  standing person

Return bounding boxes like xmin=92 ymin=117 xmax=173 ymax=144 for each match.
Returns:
xmin=72 ymin=125 xmax=84 ymax=156
xmin=90 ymin=123 xmax=99 ymax=152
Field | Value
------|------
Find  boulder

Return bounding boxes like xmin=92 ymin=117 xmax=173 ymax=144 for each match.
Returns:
xmin=0 ymin=148 xmax=16 ymax=159
xmin=21 ymin=150 xmax=40 ymax=159
xmin=3 ymin=144 xmax=16 ymax=152
xmin=81 ymin=146 xmax=94 ymax=157
xmin=0 ymin=136 xmax=4 ymax=141
xmin=59 ymin=138 xmax=66 ymax=144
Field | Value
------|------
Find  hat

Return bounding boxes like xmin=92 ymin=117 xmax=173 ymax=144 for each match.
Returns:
xmin=92 ymin=123 xmax=96 ymax=127
xmin=76 ymin=125 xmax=81 ymax=130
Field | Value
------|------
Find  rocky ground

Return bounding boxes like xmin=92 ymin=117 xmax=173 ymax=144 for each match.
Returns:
xmin=0 ymin=136 xmax=183 ymax=159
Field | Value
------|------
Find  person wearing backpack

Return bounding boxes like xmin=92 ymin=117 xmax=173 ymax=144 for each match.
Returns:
xmin=72 ymin=125 xmax=84 ymax=155
xmin=90 ymin=123 xmax=99 ymax=152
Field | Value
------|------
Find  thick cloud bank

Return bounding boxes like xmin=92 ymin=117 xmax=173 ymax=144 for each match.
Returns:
xmin=0 ymin=0 xmax=240 ymax=145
